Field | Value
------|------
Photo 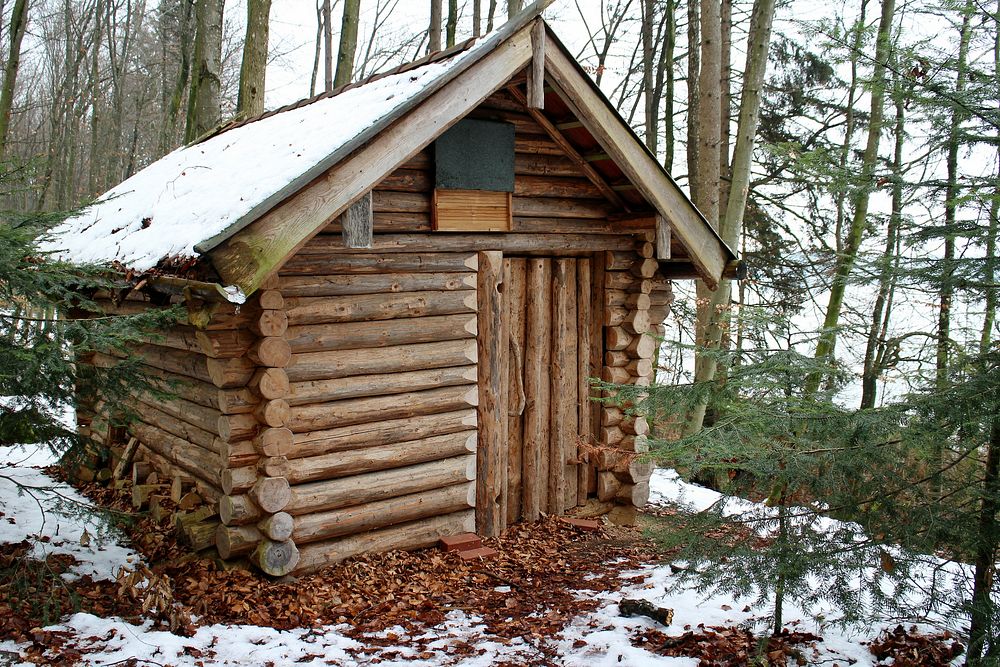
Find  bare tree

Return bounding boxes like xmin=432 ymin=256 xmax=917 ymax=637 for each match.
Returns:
xmin=447 ymin=0 xmax=457 ymax=47
xmin=0 ymin=0 xmax=29 ymax=158
xmin=429 ymin=0 xmax=442 ymax=52
xmin=185 ymin=0 xmax=225 ymax=143
xmin=507 ymin=0 xmax=522 ymax=19
xmin=334 ymin=0 xmax=359 ymax=87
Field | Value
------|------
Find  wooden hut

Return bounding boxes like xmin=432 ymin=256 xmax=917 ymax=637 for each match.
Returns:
xmin=45 ymin=2 xmax=737 ymax=576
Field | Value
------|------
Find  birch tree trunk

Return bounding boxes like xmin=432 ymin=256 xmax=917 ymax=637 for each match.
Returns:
xmin=185 ymin=0 xmax=224 ymax=143
xmin=803 ymin=0 xmax=895 ymax=397
xmin=685 ymin=0 xmax=776 ymax=434
xmin=0 ymin=0 xmax=29 ymax=158
xmin=334 ymin=0 xmax=359 ymax=87
xmin=237 ymin=0 xmax=271 ymax=119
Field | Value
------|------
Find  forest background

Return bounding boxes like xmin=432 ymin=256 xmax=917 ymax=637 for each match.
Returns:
xmin=0 ymin=0 xmax=998 ymax=662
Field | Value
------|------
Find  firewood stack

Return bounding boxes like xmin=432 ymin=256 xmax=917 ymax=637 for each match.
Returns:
xmin=215 ymin=279 xmax=300 ymax=576
xmin=595 ymin=240 xmax=666 ymax=523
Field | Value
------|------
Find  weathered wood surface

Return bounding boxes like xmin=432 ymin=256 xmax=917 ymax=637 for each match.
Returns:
xmin=286 ymin=313 xmax=477 ymax=354
xmin=288 ymin=366 xmax=477 ymax=406
xmin=294 ymin=510 xmax=475 ymax=574
xmin=285 ymin=455 xmax=476 ymax=515
xmin=341 ymin=191 xmax=373 ymax=249
xmin=284 ymin=290 xmax=477 ymax=327
xmin=279 ymin=272 xmax=475 ymax=297
xmin=288 ymin=385 xmax=477 ymax=433
xmin=290 ymin=410 xmax=477 ymax=459
xmin=286 ymin=339 xmax=477 ymax=382
xmin=301 ymin=233 xmax=637 ymax=256
xmin=550 ymin=258 xmax=578 ymax=512
xmin=283 ymin=431 xmax=476 ymax=484
xmin=576 ymin=257 xmax=593 ymax=506
xmin=281 ymin=253 xmax=478 ymax=275
xmin=291 ymin=483 xmax=475 ymax=545
xmin=521 ymin=258 xmax=551 ymax=521
xmin=504 ymin=258 xmax=527 ymax=525
xmin=476 ymin=250 xmax=505 ymax=537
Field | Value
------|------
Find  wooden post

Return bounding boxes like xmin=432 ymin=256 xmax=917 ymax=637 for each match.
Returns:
xmin=527 ymin=20 xmax=546 ymax=109
xmin=522 ymin=258 xmax=551 ymax=522
xmin=576 ymin=257 xmax=592 ymax=506
xmin=476 ymin=250 xmax=504 ymax=537
xmin=655 ymin=214 xmax=671 ymax=260
xmin=549 ymin=258 xmax=577 ymax=514
xmin=340 ymin=191 xmax=373 ymax=249
xmin=505 ymin=258 xmax=527 ymax=525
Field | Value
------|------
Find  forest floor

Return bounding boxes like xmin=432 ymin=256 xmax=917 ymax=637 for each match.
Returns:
xmin=0 ymin=442 xmax=967 ymax=667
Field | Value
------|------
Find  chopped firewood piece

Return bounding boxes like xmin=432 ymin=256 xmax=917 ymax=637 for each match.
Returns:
xmin=619 ymin=598 xmax=674 ymax=626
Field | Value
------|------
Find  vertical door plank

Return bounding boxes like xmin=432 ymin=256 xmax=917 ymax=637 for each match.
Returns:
xmin=505 ymin=258 xmax=527 ymax=525
xmin=476 ymin=250 xmax=505 ymax=537
xmin=562 ymin=259 xmax=579 ymax=511
xmin=576 ymin=257 xmax=592 ymax=506
xmin=522 ymin=258 xmax=551 ymax=521
xmin=588 ymin=254 xmax=605 ymax=494
xmin=550 ymin=258 xmax=578 ymax=514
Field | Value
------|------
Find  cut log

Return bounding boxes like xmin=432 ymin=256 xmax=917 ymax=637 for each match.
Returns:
xmin=605 ymin=326 xmax=633 ymax=351
xmin=621 ymin=457 xmax=655 ymax=484
xmin=250 ymin=367 xmax=290 ymax=400
xmin=616 ymin=481 xmax=650 ymax=507
xmin=279 ymin=272 xmax=476 ymax=298
xmin=286 ymin=313 xmax=477 ymax=354
xmin=131 ymin=461 xmax=152 ymax=487
xmin=254 ymin=427 xmax=293 ymax=457
xmin=216 ymin=387 xmax=258 ymax=415
xmin=300 ymin=233 xmax=637 ymax=256
xmin=605 ymin=350 xmax=630 ymax=367
xmin=195 ymin=329 xmax=256 ymax=359
xmin=621 ymin=416 xmax=650 ymax=437
xmin=597 ymin=471 xmax=621 ymax=502
xmin=254 ymin=399 xmax=291 ymax=428
xmin=606 ymin=290 xmax=650 ymax=310
xmin=250 ymin=476 xmax=291 ymax=513
xmin=182 ymin=519 xmax=220 ymax=551
xmin=258 ymin=512 xmax=295 ymax=541
xmin=630 ymin=258 xmax=659 ymax=278
xmin=284 ymin=290 xmax=476 ymax=327
xmin=205 ymin=357 xmax=257 ymax=389
xmin=605 ymin=272 xmax=652 ymax=293
xmin=476 ymin=250 xmax=505 ymax=538
xmin=285 ymin=455 xmax=475 ymax=516
xmin=216 ymin=524 xmax=262 ymax=559
xmin=286 ymin=339 xmax=477 ymax=383
xmin=222 ymin=466 xmax=258 ymax=495
xmin=625 ymin=358 xmax=654 ymax=378
xmin=260 ymin=456 xmax=291 ymax=478
xmin=220 ymin=494 xmax=263 ymax=526
xmin=293 ymin=510 xmax=475 ymax=574
xmin=218 ymin=438 xmax=258 ymax=468
xmin=287 ymin=365 xmax=477 ymax=407
xmin=132 ymin=484 xmax=163 ymax=510
xmin=625 ymin=333 xmax=656 ymax=359
xmin=170 ymin=473 xmax=194 ymax=503
xmin=250 ymin=310 xmax=288 ymax=337
xmin=291 ymin=409 xmax=477 ymax=459
xmin=112 ymin=437 xmax=139 ymax=480
xmin=602 ymin=366 xmax=631 ymax=385
xmin=288 ymin=385 xmax=477 ymax=433
xmin=522 ymin=258 xmax=551 ymax=521
xmin=130 ymin=421 xmax=221 ymax=486
xmin=252 ymin=538 xmax=300 ymax=576
xmin=248 ymin=337 xmax=292 ymax=368
xmin=131 ymin=344 xmax=212 ymax=384
xmin=216 ymin=413 xmax=259 ymax=442
xmin=600 ymin=426 xmax=625 ymax=446
xmin=284 ymin=430 xmax=476 ymax=485
xmin=292 ymin=482 xmax=475 ymax=545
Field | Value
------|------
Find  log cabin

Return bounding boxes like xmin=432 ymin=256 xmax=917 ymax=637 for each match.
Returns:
xmin=43 ymin=1 xmax=737 ymax=576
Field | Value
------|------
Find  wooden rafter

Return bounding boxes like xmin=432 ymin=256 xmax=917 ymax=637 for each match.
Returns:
xmin=506 ymin=85 xmax=629 ymax=213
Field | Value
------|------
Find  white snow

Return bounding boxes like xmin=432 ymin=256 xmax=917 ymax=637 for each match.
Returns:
xmin=38 ymin=44 xmax=483 ymax=273
xmin=0 ymin=450 xmax=969 ymax=665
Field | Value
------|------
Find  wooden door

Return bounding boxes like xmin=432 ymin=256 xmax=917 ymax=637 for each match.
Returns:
xmin=491 ymin=255 xmax=600 ymax=529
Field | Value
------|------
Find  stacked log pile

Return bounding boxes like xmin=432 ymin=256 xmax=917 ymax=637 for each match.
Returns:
xmin=596 ymin=242 xmax=662 ymax=523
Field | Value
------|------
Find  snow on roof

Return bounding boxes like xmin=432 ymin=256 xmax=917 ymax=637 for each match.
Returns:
xmin=39 ymin=47 xmax=481 ymax=273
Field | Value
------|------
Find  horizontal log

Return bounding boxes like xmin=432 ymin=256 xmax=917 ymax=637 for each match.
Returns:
xmin=195 ymin=329 xmax=256 ymax=359
xmin=222 ymin=465 xmax=258 ymax=495
xmin=286 ymin=339 xmax=477 ymax=383
xmin=250 ymin=367 xmax=289 ymax=400
xmin=254 ymin=399 xmax=290 ymax=428
xmin=631 ymin=258 xmax=659 ymax=278
xmin=249 ymin=310 xmax=288 ymax=338
xmin=216 ymin=413 xmax=258 ymax=442
xmin=285 ymin=430 xmax=476 ymax=484
xmin=217 ymin=438 xmax=258 ymax=468
xmin=601 ymin=407 xmax=623 ymax=427
xmin=147 ymin=393 xmax=221 ymax=436
xmin=375 ymin=167 xmax=432 ymax=192
xmin=291 ymin=409 xmax=477 ymax=459
xmin=513 ymin=175 xmax=604 ymax=199
xmin=132 ymin=344 xmax=212 ymax=384
xmin=259 ymin=512 xmax=295 ymax=541
xmin=281 ymin=252 xmax=478 ymax=275
xmin=514 ymin=152 xmax=585 ymax=177
xmin=292 ymin=482 xmax=475 ymax=546
xmin=626 ymin=358 xmax=654 ymax=378
xmin=253 ymin=538 xmax=299 ymax=576
xmin=512 ymin=195 xmax=610 ymax=220
xmin=301 ymin=233 xmax=639 ymax=255
xmin=145 ymin=369 xmax=247 ymax=414
xmin=293 ymin=509 xmax=475 ymax=575
xmin=135 ymin=399 xmax=217 ymax=450
xmin=248 ymin=337 xmax=292 ymax=368
xmin=206 ymin=356 xmax=257 ymax=389
xmin=510 ymin=217 xmax=619 ymax=234
xmin=216 ymin=524 xmax=261 ymax=559
xmin=288 ymin=385 xmax=478 ymax=433
xmin=285 ymin=455 xmax=475 ymax=515
xmin=254 ymin=427 xmax=293 ymax=457
xmin=130 ymin=420 xmax=221 ymax=488
xmin=625 ymin=333 xmax=657 ymax=359
xmin=625 ymin=309 xmax=651 ymax=336
xmin=219 ymin=494 xmax=262 ymax=526
xmin=284 ymin=291 xmax=476 ymax=327
xmin=606 ymin=272 xmax=652 ymax=293
xmin=606 ymin=290 xmax=650 ymax=310
xmin=286 ymin=313 xmax=477 ymax=354
xmin=288 ymin=365 xmax=477 ymax=407
xmin=597 ymin=471 xmax=621 ymax=502
xmin=278 ymin=272 xmax=475 ymax=298
xmin=616 ymin=481 xmax=650 ymax=507
xmin=250 ymin=476 xmax=291 ymax=513
xmin=257 ymin=290 xmax=284 ymax=310
xmin=372 ymin=189 xmax=430 ymax=213
xmin=621 ymin=416 xmax=650 ymax=437
xmin=606 ymin=251 xmax=638 ymax=271
xmin=602 ymin=366 xmax=630 ymax=385
xmin=141 ymin=449 xmax=220 ymax=505
xmin=260 ymin=455 xmax=291 ymax=478
xmin=605 ymin=326 xmax=633 ymax=351
xmin=605 ymin=350 xmax=630 ymax=367
xmin=143 ymin=326 xmax=204 ymax=356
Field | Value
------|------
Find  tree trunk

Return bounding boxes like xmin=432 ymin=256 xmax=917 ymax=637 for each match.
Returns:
xmin=508 ymin=0 xmax=523 ymax=19
xmin=237 ymin=0 xmax=271 ymax=119
xmin=967 ymin=419 xmax=1000 ymax=664
xmin=473 ymin=0 xmax=481 ymax=36
xmin=0 ymin=0 xmax=29 ymax=159
xmin=185 ymin=0 xmax=224 ymax=143
xmin=429 ymin=0 xmax=442 ymax=52
xmin=322 ymin=0 xmax=333 ymax=92
xmin=447 ymin=0 xmax=458 ymax=47
xmin=487 ymin=0 xmax=497 ymax=31
xmin=686 ymin=0 xmax=776 ymax=434
xmin=804 ymin=0 xmax=895 ymax=397
xmin=334 ymin=0 xmax=359 ymax=87
xmin=162 ymin=0 xmax=195 ymax=153
xmin=641 ymin=0 xmax=656 ymax=152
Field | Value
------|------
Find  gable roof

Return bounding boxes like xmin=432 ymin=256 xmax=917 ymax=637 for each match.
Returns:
xmin=42 ymin=1 xmax=735 ymax=294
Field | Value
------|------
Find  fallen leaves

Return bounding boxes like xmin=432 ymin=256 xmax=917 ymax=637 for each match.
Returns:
xmin=867 ymin=624 xmax=965 ymax=666
xmin=633 ymin=626 xmax=823 ymax=666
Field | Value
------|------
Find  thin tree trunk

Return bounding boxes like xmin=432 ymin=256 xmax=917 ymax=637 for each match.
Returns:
xmin=185 ymin=0 xmax=224 ymax=143
xmin=237 ymin=0 xmax=271 ymax=118
xmin=162 ymin=0 xmax=194 ymax=153
xmin=447 ymin=0 xmax=458 ymax=47
xmin=834 ymin=1 xmax=868 ymax=258
xmin=661 ymin=0 xmax=676 ymax=169
xmin=861 ymin=74 xmax=905 ymax=410
xmin=967 ymin=418 xmax=1000 ymax=664
xmin=804 ymin=0 xmax=895 ymax=397
xmin=686 ymin=0 xmax=775 ymax=434
xmin=473 ymin=0 xmax=481 ymax=36
xmin=322 ymin=0 xmax=333 ymax=92
xmin=685 ymin=0 xmax=699 ymax=184
xmin=508 ymin=0 xmax=522 ymax=19
xmin=429 ymin=0 xmax=442 ymax=52
xmin=719 ymin=0 xmax=732 ymax=216
xmin=0 ymin=0 xmax=29 ymax=158
xmin=310 ymin=1 xmax=323 ymax=95
xmin=88 ymin=0 xmax=104 ymax=194
xmin=641 ymin=0 xmax=656 ymax=152
xmin=334 ymin=0 xmax=359 ymax=87
xmin=487 ymin=0 xmax=497 ymax=31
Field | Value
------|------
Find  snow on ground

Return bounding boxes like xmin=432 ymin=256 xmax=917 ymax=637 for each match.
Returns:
xmin=0 ymin=448 xmax=962 ymax=665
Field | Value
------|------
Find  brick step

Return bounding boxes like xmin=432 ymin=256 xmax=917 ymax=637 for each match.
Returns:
xmin=457 ymin=546 xmax=499 ymax=560
xmin=440 ymin=532 xmax=482 ymax=552
xmin=561 ymin=517 xmax=602 ymax=532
